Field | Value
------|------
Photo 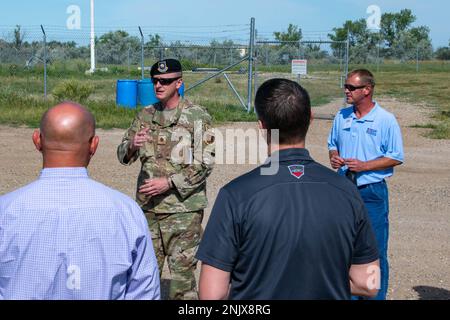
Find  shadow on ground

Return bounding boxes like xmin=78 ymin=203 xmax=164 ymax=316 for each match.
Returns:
xmin=413 ymin=286 xmax=450 ymax=300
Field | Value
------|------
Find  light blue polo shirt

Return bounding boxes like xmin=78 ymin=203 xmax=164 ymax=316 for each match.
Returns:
xmin=328 ymin=102 xmax=404 ymax=186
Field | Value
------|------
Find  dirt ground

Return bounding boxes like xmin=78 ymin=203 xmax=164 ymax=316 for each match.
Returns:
xmin=0 ymin=97 xmax=449 ymax=300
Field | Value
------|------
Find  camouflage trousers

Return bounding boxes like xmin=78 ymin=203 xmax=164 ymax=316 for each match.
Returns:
xmin=145 ymin=210 xmax=203 ymax=300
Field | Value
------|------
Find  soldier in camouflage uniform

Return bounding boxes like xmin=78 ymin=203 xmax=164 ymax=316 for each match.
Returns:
xmin=117 ymin=59 xmax=215 ymax=300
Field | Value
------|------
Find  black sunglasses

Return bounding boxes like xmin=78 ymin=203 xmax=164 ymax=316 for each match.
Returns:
xmin=344 ymin=84 xmax=367 ymax=91
xmin=151 ymin=77 xmax=181 ymax=86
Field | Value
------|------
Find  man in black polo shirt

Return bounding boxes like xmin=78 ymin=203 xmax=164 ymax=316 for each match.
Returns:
xmin=195 ymin=78 xmax=380 ymax=300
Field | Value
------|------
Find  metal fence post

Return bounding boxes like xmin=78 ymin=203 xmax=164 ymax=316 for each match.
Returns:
xmin=247 ymin=17 xmax=255 ymax=113
xmin=377 ymin=31 xmax=381 ymax=73
xmin=127 ymin=43 xmax=131 ymax=72
xmin=416 ymin=45 xmax=420 ymax=73
xmin=344 ymin=29 xmax=350 ymax=105
xmin=297 ymin=39 xmax=302 ymax=83
xmin=345 ymin=29 xmax=350 ymax=78
xmin=139 ymin=26 xmax=144 ymax=79
xmin=253 ymin=28 xmax=258 ymax=113
xmin=41 ymin=25 xmax=47 ymax=99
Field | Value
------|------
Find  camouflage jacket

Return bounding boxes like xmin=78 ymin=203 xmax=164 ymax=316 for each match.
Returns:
xmin=117 ymin=99 xmax=215 ymax=214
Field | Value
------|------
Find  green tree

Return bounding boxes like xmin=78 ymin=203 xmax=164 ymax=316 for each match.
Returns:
xmin=435 ymin=47 xmax=450 ymax=60
xmin=381 ymin=9 xmax=416 ymax=48
xmin=272 ymin=24 xmax=304 ymax=63
xmin=274 ymin=24 xmax=302 ymax=42
xmin=434 ymin=39 xmax=450 ymax=60
xmin=13 ymin=25 xmax=25 ymax=50
xmin=148 ymin=34 xmax=162 ymax=46
xmin=97 ymin=30 xmax=140 ymax=65
xmin=391 ymin=28 xmax=432 ymax=61
xmin=386 ymin=22 xmax=432 ymax=60
xmin=329 ymin=9 xmax=432 ymax=62
xmin=146 ymin=34 xmax=163 ymax=61
xmin=328 ymin=19 xmax=369 ymax=47
xmin=328 ymin=19 xmax=377 ymax=63
xmin=303 ymin=44 xmax=329 ymax=59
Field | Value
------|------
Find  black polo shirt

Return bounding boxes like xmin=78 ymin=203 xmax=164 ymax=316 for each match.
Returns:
xmin=196 ymin=148 xmax=378 ymax=300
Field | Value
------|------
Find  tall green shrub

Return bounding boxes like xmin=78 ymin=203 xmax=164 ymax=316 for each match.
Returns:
xmin=52 ymin=80 xmax=94 ymax=104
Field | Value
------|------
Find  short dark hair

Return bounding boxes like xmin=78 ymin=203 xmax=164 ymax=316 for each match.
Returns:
xmin=347 ymin=69 xmax=375 ymax=87
xmin=255 ymin=78 xmax=311 ymax=144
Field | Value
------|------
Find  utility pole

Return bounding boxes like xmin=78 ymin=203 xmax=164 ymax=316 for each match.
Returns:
xmin=89 ymin=0 xmax=96 ymax=73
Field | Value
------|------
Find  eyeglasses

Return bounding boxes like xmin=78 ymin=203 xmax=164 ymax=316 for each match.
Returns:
xmin=344 ymin=84 xmax=367 ymax=91
xmin=151 ymin=77 xmax=181 ymax=86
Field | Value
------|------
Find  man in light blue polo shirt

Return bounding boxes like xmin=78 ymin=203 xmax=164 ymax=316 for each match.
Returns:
xmin=328 ymin=69 xmax=404 ymax=300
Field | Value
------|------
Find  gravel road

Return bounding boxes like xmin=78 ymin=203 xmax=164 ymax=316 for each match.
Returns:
xmin=1 ymin=97 xmax=448 ymax=299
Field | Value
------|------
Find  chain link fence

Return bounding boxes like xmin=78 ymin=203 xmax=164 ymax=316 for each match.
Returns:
xmin=0 ymin=20 xmax=438 ymax=112
xmin=254 ymin=39 xmax=349 ymax=85
xmin=0 ymin=23 xmax=254 ymax=110
xmin=252 ymin=38 xmax=349 ymax=115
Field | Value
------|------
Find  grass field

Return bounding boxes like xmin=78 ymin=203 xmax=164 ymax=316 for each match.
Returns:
xmin=0 ymin=60 xmax=449 ymax=138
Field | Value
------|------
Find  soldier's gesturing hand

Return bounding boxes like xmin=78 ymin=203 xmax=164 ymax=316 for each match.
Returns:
xmin=129 ymin=127 xmax=150 ymax=153
xmin=139 ymin=177 xmax=171 ymax=196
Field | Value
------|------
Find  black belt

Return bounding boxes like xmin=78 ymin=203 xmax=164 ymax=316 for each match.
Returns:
xmin=358 ymin=180 xmax=385 ymax=189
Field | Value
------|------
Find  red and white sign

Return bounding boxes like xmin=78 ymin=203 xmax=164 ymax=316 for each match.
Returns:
xmin=291 ymin=59 xmax=307 ymax=75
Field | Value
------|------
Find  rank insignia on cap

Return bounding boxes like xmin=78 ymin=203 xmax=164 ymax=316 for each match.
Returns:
xmin=157 ymin=61 xmax=168 ymax=73
xmin=151 ymin=58 xmax=182 ymax=76
xmin=288 ymin=165 xmax=305 ymax=179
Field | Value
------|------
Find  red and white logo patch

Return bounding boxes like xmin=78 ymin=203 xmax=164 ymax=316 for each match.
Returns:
xmin=288 ymin=165 xmax=305 ymax=179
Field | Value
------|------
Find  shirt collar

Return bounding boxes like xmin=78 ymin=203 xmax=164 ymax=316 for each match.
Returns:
xmin=351 ymin=101 xmax=379 ymax=122
xmin=39 ymin=167 xmax=89 ymax=179
xmin=266 ymin=148 xmax=313 ymax=164
xmin=153 ymin=98 xmax=185 ymax=127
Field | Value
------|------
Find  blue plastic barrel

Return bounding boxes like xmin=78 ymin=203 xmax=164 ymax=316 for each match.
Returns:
xmin=138 ymin=79 xmax=159 ymax=106
xmin=116 ymin=80 xmax=138 ymax=108
xmin=133 ymin=79 xmax=186 ymax=106
xmin=179 ymin=82 xmax=185 ymax=97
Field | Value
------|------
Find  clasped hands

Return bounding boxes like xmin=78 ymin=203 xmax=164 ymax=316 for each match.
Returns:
xmin=330 ymin=154 xmax=367 ymax=172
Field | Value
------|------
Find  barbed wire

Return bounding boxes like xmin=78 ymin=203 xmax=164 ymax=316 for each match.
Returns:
xmin=0 ymin=24 xmax=251 ymax=46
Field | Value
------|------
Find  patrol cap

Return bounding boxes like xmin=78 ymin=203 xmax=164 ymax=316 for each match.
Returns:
xmin=150 ymin=58 xmax=182 ymax=77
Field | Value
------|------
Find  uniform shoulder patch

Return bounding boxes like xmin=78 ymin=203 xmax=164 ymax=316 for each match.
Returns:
xmin=182 ymin=99 xmax=195 ymax=109
xmin=143 ymin=104 xmax=157 ymax=113
xmin=288 ymin=164 xmax=305 ymax=179
xmin=181 ymin=103 xmax=211 ymax=123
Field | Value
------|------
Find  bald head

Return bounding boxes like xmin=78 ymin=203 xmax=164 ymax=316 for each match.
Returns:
xmin=34 ymin=101 xmax=99 ymax=168
xmin=40 ymin=102 xmax=95 ymax=148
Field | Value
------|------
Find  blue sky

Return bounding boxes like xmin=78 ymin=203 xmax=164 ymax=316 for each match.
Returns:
xmin=1 ymin=0 xmax=449 ymax=47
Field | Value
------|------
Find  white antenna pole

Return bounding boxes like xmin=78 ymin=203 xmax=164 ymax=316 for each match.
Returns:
xmin=90 ymin=0 xmax=95 ymax=73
